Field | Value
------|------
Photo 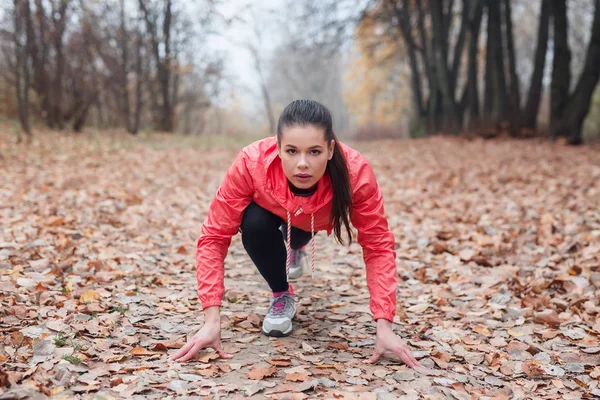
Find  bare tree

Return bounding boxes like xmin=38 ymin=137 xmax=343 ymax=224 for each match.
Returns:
xmin=522 ymin=0 xmax=550 ymax=130
xmin=13 ymin=0 xmax=32 ymax=139
xmin=138 ymin=0 xmax=174 ymax=132
xmin=550 ymin=0 xmax=600 ymax=144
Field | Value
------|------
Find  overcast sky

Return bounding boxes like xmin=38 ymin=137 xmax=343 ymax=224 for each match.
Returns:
xmin=205 ymin=0 xmax=282 ymax=113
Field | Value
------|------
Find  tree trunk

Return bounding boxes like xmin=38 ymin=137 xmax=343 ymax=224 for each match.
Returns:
xmin=465 ymin=0 xmax=483 ymax=130
xmin=13 ymin=0 xmax=32 ymax=139
xmin=450 ymin=0 xmax=469 ymax=97
xmin=415 ymin=0 xmax=431 ymax=95
xmin=139 ymin=0 xmax=174 ymax=132
xmin=484 ymin=1 xmax=494 ymax=118
xmin=552 ymin=0 xmax=600 ymax=144
xmin=484 ymin=0 xmax=508 ymax=123
xmin=31 ymin=0 xmax=52 ymax=128
xmin=503 ymin=0 xmax=521 ymax=137
xmin=442 ymin=0 xmax=455 ymax=59
xmin=160 ymin=0 xmax=173 ymax=132
xmin=415 ymin=0 xmax=436 ymax=129
xmin=120 ymin=0 xmax=132 ymax=133
xmin=131 ymin=25 xmax=143 ymax=135
xmin=431 ymin=0 xmax=460 ymax=133
xmin=51 ymin=0 xmax=69 ymax=130
xmin=396 ymin=0 xmax=425 ymax=119
xmin=72 ymin=94 xmax=96 ymax=132
xmin=549 ymin=0 xmax=571 ymax=137
xmin=523 ymin=0 xmax=550 ymax=130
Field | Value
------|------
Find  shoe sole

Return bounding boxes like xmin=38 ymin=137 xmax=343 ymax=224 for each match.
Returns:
xmin=262 ymin=311 xmax=296 ymax=337
xmin=261 ymin=327 xmax=292 ymax=337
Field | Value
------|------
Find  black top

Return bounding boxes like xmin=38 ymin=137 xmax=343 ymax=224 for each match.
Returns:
xmin=289 ymin=182 xmax=317 ymax=197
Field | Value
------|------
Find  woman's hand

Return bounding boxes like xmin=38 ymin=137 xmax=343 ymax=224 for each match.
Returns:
xmin=364 ymin=319 xmax=422 ymax=368
xmin=169 ymin=307 xmax=232 ymax=362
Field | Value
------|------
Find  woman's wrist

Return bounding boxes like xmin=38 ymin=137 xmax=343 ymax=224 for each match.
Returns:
xmin=376 ymin=318 xmax=393 ymax=332
xmin=204 ymin=306 xmax=221 ymax=325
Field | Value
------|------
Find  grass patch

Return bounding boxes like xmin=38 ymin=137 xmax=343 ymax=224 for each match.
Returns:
xmin=54 ymin=333 xmax=68 ymax=347
xmin=0 ymin=122 xmax=262 ymax=163
xmin=109 ymin=305 xmax=130 ymax=314
xmin=62 ymin=355 xmax=82 ymax=365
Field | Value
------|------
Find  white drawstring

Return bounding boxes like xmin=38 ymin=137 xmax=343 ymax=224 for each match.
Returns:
xmin=285 ymin=209 xmax=316 ymax=281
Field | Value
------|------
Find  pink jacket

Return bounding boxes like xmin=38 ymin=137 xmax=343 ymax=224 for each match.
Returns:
xmin=196 ymin=136 xmax=397 ymax=321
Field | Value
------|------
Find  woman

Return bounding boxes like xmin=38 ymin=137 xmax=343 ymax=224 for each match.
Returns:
xmin=170 ymin=100 xmax=421 ymax=368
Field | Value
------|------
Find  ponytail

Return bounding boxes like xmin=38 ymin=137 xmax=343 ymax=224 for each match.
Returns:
xmin=327 ymin=134 xmax=353 ymax=245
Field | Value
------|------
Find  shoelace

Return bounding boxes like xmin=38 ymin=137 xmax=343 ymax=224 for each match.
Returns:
xmin=271 ymin=293 xmax=294 ymax=315
xmin=285 ymin=210 xmax=315 ymax=281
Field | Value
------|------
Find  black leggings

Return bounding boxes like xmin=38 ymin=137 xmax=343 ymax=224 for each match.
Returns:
xmin=241 ymin=202 xmax=312 ymax=292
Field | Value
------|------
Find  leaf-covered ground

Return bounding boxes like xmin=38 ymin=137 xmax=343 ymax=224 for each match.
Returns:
xmin=1 ymin=133 xmax=600 ymax=399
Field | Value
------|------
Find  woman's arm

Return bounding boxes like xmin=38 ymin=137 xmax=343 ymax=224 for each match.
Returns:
xmin=349 ymin=159 xmax=397 ymax=322
xmin=196 ymin=150 xmax=255 ymax=309
xmin=350 ymin=159 xmax=421 ymax=368
xmin=171 ymin=151 xmax=254 ymax=363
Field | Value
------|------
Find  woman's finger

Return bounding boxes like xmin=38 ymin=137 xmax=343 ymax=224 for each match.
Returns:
xmin=398 ymin=347 xmax=421 ymax=368
xmin=363 ymin=349 xmax=382 ymax=364
xmin=169 ymin=340 xmax=196 ymax=361
xmin=176 ymin=342 xmax=204 ymax=362
xmin=214 ymin=343 xmax=233 ymax=359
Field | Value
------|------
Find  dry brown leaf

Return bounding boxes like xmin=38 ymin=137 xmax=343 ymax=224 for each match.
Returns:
xmin=327 ymin=342 xmax=349 ymax=351
xmin=407 ymin=303 xmax=430 ymax=313
xmin=222 ymin=344 xmax=241 ymax=354
xmin=286 ymin=372 xmax=310 ymax=382
xmin=522 ymin=360 xmax=545 ymax=377
xmin=129 ymin=347 xmax=155 ymax=357
xmin=459 ymin=249 xmax=476 ymax=261
xmin=217 ymin=364 xmax=232 ymax=373
xmin=533 ymin=310 xmax=561 ymax=327
xmin=301 ymin=342 xmax=316 ymax=354
xmin=80 ymin=291 xmax=100 ymax=304
xmin=269 ymin=357 xmax=292 ymax=367
xmin=247 ymin=365 xmax=278 ymax=380
xmin=568 ymin=266 xmax=582 ymax=276
xmin=473 ymin=325 xmax=492 ymax=337
xmin=197 ymin=352 xmax=220 ymax=363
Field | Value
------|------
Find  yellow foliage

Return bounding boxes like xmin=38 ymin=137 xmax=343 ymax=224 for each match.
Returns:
xmin=344 ymin=11 xmax=412 ymax=131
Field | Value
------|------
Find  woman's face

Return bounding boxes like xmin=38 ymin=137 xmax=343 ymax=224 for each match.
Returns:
xmin=278 ymin=125 xmax=335 ymax=189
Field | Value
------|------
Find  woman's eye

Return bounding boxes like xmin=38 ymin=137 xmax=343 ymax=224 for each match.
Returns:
xmin=287 ymin=149 xmax=297 ymax=154
xmin=310 ymin=150 xmax=321 ymax=155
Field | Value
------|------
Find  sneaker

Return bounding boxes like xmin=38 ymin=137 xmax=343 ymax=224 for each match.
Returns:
xmin=261 ymin=292 xmax=296 ymax=337
xmin=288 ymin=248 xmax=306 ymax=280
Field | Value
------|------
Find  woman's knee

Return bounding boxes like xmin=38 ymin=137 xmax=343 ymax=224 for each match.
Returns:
xmin=240 ymin=202 xmax=281 ymax=237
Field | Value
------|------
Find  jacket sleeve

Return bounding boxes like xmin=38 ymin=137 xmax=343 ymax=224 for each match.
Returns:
xmin=350 ymin=159 xmax=397 ymax=322
xmin=196 ymin=150 xmax=254 ymax=309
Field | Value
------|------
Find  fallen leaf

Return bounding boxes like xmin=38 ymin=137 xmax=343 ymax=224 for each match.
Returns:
xmin=327 ymin=342 xmax=349 ymax=351
xmin=301 ymin=342 xmax=316 ymax=354
xmin=247 ymin=365 xmax=278 ymax=380
xmin=286 ymin=372 xmax=310 ymax=382
xmin=197 ymin=352 xmax=220 ymax=363
xmin=406 ymin=303 xmax=430 ymax=313
xmin=459 ymin=249 xmax=475 ymax=261
xmin=473 ymin=325 xmax=492 ymax=337
xmin=129 ymin=347 xmax=155 ymax=357
xmin=269 ymin=357 xmax=292 ymax=367
xmin=522 ymin=360 xmax=545 ymax=377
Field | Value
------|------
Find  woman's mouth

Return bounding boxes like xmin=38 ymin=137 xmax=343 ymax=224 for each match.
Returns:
xmin=295 ymin=174 xmax=312 ymax=182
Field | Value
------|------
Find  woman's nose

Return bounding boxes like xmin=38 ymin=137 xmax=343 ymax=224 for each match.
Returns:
xmin=297 ymin=155 xmax=309 ymax=168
